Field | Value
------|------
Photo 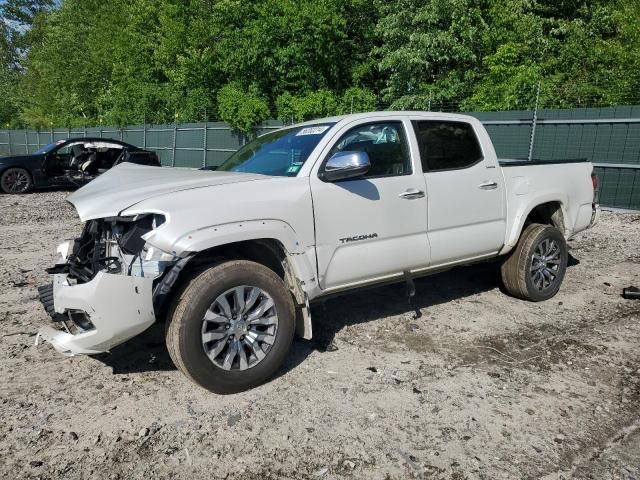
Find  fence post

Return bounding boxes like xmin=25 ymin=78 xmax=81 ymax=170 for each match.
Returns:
xmin=143 ymin=115 xmax=146 ymax=149
xmin=171 ymin=123 xmax=177 ymax=167
xmin=428 ymin=91 xmax=432 ymax=112
xmin=527 ymin=82 xmax=541 ymax=162
xmin=7 ymin=129 xmax=11 ymax=155
xmin=37 ymin=129 xmax=40 ymax=149
xmin=24 ymin=129 xmax=28 ymax=154
xmin=50 ymin=126 xmax=53 ymax=143
xmin=203 ymin=120 xmax=208 ymax=168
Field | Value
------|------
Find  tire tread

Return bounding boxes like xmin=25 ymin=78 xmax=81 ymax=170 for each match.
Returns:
xmin=501 ymin=223 xmax=567 ymax=301
xmin=165 ymin=260 xmax=295 ymax=393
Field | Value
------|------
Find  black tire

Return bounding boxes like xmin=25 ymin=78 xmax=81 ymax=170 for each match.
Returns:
xmin=500 ymin=223 xmax=568 ymax=302
xmin=165 ymin=260 xmax=295 ymax=394
xmin=0 ymin=167 xmax=33 ymax=194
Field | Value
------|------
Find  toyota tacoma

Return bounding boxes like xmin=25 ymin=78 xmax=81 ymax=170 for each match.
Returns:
xmin=37 ymin=112 xmax=599 ymax=393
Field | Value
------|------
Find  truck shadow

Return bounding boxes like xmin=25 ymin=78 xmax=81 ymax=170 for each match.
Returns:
xmin=93 ymin=254 xmax=580 ymax=378
xmin=299 ymin=261 xmax=502 ymax=354
xmin=92 ymin=323 xmax=176 ymax=374
xmin=279 ymin=252 xmax=580 ymax=377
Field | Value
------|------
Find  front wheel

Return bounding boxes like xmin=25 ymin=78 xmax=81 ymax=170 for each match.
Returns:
xmin=500 ymin=223 xmax=568 ymax=301
xmin=1 ymin=168 xmax=33 ymax=194
xmin=165 ymin=260 xmax=295 ymax=394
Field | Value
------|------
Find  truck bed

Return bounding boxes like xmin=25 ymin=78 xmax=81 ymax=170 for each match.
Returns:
xmin=498 ymin=158 xmax=595 ymax=249
xmin=499 ymin=158 xmax=588 ymax=167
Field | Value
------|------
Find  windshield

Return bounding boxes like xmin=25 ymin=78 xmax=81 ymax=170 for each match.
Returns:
xmin=217 ymin=124 xmax=335 ymax=177
xmin=34 ymin=143 xmax=57 ymax=154
xmin=34 ymin=140 xmax=67 ymax=154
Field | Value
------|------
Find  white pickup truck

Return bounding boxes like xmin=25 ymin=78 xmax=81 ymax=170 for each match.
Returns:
xmin=37 ymin=112 xmax=599 ymax=393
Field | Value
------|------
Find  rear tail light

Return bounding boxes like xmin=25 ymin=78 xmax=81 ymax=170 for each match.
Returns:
xmin=591 ymin=171 xmax=599 ymax=202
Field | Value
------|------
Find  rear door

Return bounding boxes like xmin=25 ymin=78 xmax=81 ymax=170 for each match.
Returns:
xmin=310 ymin=118 xmax=430 ymax=290
xmin=410 ymin=118 xmax=506 ymax=265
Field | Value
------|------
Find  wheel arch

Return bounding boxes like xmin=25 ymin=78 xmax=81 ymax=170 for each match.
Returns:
xmin=165 ymin=235 xmax=314 ymax=340
xmin=502 ymin=197 xmax=567 ymax=253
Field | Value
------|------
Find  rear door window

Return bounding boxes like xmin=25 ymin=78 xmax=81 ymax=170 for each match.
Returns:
xmin=412 ymin=121 xmax=483 ymax=172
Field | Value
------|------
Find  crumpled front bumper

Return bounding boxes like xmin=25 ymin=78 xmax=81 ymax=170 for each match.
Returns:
xmin=37 ymin=269 xmax=156 ymax=356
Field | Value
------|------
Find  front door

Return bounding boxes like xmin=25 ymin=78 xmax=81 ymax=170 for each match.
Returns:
xmin=310 ymin=119 xmax=430 ymax=290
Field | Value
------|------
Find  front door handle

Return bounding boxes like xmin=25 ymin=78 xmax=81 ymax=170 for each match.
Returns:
xmin=478 ymin=181 xmax=498 ymax=190
xmin=399 ymin=188 xmax=425 ymax=199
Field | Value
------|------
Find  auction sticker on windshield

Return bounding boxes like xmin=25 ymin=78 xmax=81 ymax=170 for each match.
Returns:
xmin=296 ymin=126 xmax=330 ymax=136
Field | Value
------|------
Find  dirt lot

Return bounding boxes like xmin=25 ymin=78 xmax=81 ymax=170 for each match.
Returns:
xmin=1 ymin=191 xmax=639 ymax=479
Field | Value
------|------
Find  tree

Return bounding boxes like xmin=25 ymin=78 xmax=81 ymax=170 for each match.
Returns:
xmin=374 ymin=0 xmax=488 ymax=110
xmin=338 ymin=87 xmax=377 ymax=114
xmin=4 ymin=0 xmax=640 ymax=129
xmin=217 ymin=82 xmax=270 ymax=135
xmin=0 ymin=0 xmax=53 ymax=126
xmin=276 ymin=90 xmax=338 ymax=122
xmin=467 ymin=0 xmax=640 ymax=110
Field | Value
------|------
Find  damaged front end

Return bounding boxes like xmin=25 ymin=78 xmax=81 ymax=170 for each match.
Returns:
xmin=37 ymin=214 xmax=186 ymax=355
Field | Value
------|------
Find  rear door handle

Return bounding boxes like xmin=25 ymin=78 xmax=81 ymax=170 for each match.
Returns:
xmin=399 ymin=188 xmax=425 ymax=199
xmin=478 ymin=181 xmax=498 ymax=190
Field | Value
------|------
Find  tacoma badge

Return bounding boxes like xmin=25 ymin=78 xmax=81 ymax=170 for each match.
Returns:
xmin=339 ymin=233 xmax=379 ymax=243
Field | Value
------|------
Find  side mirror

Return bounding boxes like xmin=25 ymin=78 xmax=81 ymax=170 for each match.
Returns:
xmin=323 ymin=151 xmax=370 ymax=182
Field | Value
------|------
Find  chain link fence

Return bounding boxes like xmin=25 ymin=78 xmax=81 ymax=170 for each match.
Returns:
xmin=0 ymin=108 xmax=638 ymax=210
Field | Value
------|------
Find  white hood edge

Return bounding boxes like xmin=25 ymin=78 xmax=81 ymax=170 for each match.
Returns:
xmin=66 ymin=163 xmax=269 ymax=221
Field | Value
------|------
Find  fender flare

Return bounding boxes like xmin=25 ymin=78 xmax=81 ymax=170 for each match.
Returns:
xmin=167 ymin=219 xmax=316 ymax=339
xmin=502 ymin=194 xmax=568 ymax=253
xmin=170 ymin=218 xmax=304 ymax=255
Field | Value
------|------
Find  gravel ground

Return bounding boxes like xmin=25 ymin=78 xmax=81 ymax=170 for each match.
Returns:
xmin=0 ymin=190 xmax=639 ymax=480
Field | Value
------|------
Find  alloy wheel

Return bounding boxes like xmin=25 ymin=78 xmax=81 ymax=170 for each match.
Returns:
xmin=201 ymin=285 xmax=278 ymax=371
xmin=530 ymin=238 xmax=561 ymax=291
xmin=1 ymin=168 xmax=30 ymax=193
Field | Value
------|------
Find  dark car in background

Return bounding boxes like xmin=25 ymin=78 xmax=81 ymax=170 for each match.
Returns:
xmin=0 ymin=138 xmax=161 ymax=194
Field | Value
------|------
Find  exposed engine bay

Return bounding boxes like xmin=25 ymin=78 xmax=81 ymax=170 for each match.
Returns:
xmin=46 ymin=214 xmax=175 ymax=284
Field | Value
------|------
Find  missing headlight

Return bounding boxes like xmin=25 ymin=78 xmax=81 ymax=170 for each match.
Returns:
xmin=120 ymin=215 xmax=154 ymax=254
xmin=65 ymin=214 xmax=167 ymax=282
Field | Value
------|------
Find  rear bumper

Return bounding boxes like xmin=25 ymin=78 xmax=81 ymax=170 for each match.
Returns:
xmin=37 ymin=271 xmax=155 ymax=356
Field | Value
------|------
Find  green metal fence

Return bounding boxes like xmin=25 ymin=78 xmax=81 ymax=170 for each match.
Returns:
xmin=0 ymin=107 xmax=638 ymax=210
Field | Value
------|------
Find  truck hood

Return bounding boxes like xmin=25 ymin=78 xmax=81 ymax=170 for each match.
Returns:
xmin=67 ymin=163 xmax=268 ymax=221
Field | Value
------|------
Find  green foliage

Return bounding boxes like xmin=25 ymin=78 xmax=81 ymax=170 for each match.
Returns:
xmin=276 ymin=87 xmax=376 ymax=121
xmin=2 ymin=0 xmax=640 ymax=128
xmin=217 ymin=83 xmax=270 ymax=135
xmin=276 ymin=90 xmax=338 ymax=122
xmin=374 ymin=0 xmax=488 ymax=109
xmin=338 ymin=87 xmax=377 ymax=114
xmin=467 ymin=0 xmax=640 ymax=110
xmin=0 ymin=0 xmax=53 ymax=126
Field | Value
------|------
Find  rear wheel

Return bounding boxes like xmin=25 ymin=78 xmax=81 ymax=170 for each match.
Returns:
xmin=165 ymin=260 xmax=295 ymax=394
xmin=501 ymin=223 xmax=568 ymax=301
xmin=1 ymin=168 xmax=32 ymax=194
